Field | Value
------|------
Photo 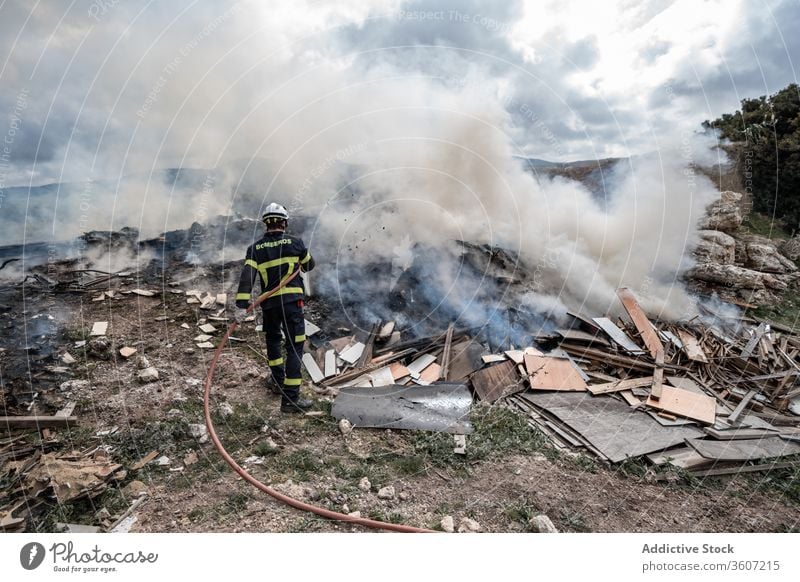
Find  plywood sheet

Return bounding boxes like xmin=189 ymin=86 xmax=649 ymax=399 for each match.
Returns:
xmin=416 ymin=363 xmax=443 ymax=385
xmin=301 ymin=354 xmax=324 ymax=383
xmin=471 ymin=360 xmax=521 ymax=403
xmin=389 ymin=362 xmax=410 ymax=380
xmin=686 ymin=436 xmax=800 ymax=462
xmin=676 ymin=330 xmax=709 ymax=363
xmin=646 ymin=385 xmax=716 ymax=425
xmin=446 ymin=339 xmax=486 ymax=381
xmin=525 ymin=355 xmax=587 ymax=392
xmin=522 ymin=392 xmax=702 ymax=463
xmin=592 ymin=317 xmax=644 ymax=354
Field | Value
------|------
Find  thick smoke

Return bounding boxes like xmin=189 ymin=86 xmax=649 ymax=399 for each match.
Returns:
xmin=0 ymin=0 xmax=725 ymax=323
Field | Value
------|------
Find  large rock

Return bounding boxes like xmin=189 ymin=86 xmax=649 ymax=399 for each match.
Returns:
xmin=780 ymin=237 xmax=800 ymax=261
xmin=699 ymin=191 xmax=743 ymax=232
xmin=694 ymin=230 xmax=736 ymax=264
xmin=687 ymin=263 xmax=790 ymax=291
xmin=744 ymin=240 xmax=797 ymax=273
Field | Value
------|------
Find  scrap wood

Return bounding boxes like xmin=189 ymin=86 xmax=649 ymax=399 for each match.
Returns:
xmin=1 ymin=416 xmax=78 ymax=430
xmin=687 ymin=460 xmax=799 ymax=478
xmin=471 ymin=360 xmax=522 ymax=403
xmin=728 ymin=390 xmax=756 ymax=424
xmin=587 ymin=376 xmax=653 ymax=395
xmin=645 ymin=385 xmax=716 ymax=425
xmin=686 ymin=436 xmax=800 ymax=462
xmin=592 ymin=317 xmax=645 ymax=354
xmin=357 ymin=322 xmax=380 ymax=368
xmin=130 ymin=450 xmax=159 ymax=471
xmin=676 ymin=329 xmax=709 ymax=363
xmin=651 ymin=348 xmax=665 ymax=400
xmin=440 ymin=323 xmax=455 ymax=379
xmin=741 ymin=322 xmax=767 ymax=359
xmin=525 ymin=354 xmax=587 ymax=391
xmin=616 ymin=288 xmax=664 ymax=359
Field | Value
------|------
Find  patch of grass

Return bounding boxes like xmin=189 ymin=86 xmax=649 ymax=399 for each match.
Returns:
xmin=219 ymin=492 xmax=249 ymax=515
xmin=105 ymin=418 xmax=192 ymax=466
xmin=503 ymin=494 xmax=540 ymax=530
xmin=274 ymin=449 xmax=322 ymax=481
xmin=740 ymin=212 xmax=792 ymax=240
xmin=615 ymin=458 xmax=651 ymax=479
xmin=559 ymin=452 xmax=600 ymax=474
xmin=409 ymin=403 xmax=548 ymax=469
xmin=393 ymin=454 xmax=426 ymax=476
xmin=253 ymin=440 xmax=280 ymax=457
xmin=558 ymin=507 xmax=590 ymax=532
xmin=752 ymin=289 xmax=800 ymax=330
xmin=62 ymin=326 xmax=90 ymax=342
xmin=750 ymin=461 xmax=800 ymax=505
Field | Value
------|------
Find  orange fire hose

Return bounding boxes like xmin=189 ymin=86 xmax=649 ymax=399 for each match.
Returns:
xmin=203 ymin=268 xmax=433 ymax=532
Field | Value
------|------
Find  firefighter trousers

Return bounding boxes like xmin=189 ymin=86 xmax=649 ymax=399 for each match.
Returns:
xmin=263 ymin=300 xmax=306 ymax=403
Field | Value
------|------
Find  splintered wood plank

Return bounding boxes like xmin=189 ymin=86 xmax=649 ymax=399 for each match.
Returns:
xmin=389 ymin=362 xmax=410 ymax=381
xmin=301 ymin=354 xmax=325 ymax=383
xmin=728 ymin=390 xmax=756 ymax=424
xmin=741 ymin=322 xmax=767 ymax=358
xmin=676 ymin=330 xmax=709 ymax=363
xmin=592 ymin=317 xmax=644 ymax=354
xmin=645 ymin=385 xmax=716 ymax=424
xmin=339 ymin=342 xmax=366 ymax=364
xmin=587 ymin=376 xmax=654 ymax=395
xmin=619 ymin=390 xmax=642 ymax=407
xmin=616 ymin=288 xmax=663 ymax=358
xmin=525 ymin=355 xmax=587 ymax=392
xmin=471 ymin=360 xmax=521 ymax=403
xmin=651 ymin=348 xmax=664 ymax=400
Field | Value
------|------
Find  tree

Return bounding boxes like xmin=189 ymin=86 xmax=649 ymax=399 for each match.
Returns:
xmin=704 ymin=84 xmax=800 ymax=232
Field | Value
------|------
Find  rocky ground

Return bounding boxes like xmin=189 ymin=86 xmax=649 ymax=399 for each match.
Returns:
xmin=2 ymin=283 xmax=798 ymax=533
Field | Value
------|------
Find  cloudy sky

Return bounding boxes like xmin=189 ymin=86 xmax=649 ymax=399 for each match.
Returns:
xmin=0 ymin=0 xmax=797 ymax=187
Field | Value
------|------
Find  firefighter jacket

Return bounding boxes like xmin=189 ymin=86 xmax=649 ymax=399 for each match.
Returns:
xmin=235 ymin=231 xmax=315 ymax=310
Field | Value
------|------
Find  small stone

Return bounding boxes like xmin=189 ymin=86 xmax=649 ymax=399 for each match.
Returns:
xmin=184 ymin=348 xmax=196 ymax=355
xmin=219 ymin=403 xmax=234 ymax=418
xmin=59 ymin=379 xmax=89 ymax=392
xmin=341 ymin=504 xmax=350 ymax=513
xmin=138 ymin=367 xmax=159 ymax=383
xmin=347 ymin=511 xmax=361 ymax=519
xmin=189 ymin=423 xmax=209 ymax=444
xmin=95 ymin=508 xmax=112 ymax=520
xmin=358 ymin=477 xmax=371 ymax=492
xmin=60 ymin=352 xmax=76 ymax=365
xmin=183 ymin=451 xmax=199 ymax=466
xmin=440 ymin=515 xmax=455 ymax=533
xmin=155 ymin=455 xmax=171 ymax=466
xmin=88 ymin=338 xmax=111 ymax=359
xmin=338 ymin=418 xmax=353 ymax=436
xmin=119 ymin=346 xmax=138 ymax=359
xmin=167 ymin=408 xmax=182 ymax=418
xmin=458 ymin=517 xmax=481 ymax=533
xmin=135 ymin=355 xmax=151 ymax=369
xmin=377 ymin=485 xmax=395 ymax=500
xmin=399 ymin=491 xmax=410 ymax=501
xmin=198 ymin=323 xmax=217 ymax=334
xmin=530 ymin=514 xmax=559 ymax=533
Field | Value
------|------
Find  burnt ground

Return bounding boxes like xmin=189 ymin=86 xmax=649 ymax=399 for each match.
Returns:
xmin=2 ymin=279 xmax=799 ymax=533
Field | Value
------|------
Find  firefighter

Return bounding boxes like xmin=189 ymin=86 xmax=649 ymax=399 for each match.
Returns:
xmin=235 ymin=203 xmax=315 ymax=413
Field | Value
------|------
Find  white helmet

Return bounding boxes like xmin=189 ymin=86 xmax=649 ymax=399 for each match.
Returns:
xmin=262 ymin=202 xmax=289 ymax=223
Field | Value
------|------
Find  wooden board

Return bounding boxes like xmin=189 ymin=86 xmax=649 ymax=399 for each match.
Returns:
xmin=522 ymin=392 xmax=702 ymax=463
xmin=592 ymin=317 xmax=644 ymax=354
xmin=389 ymin=362 xmax=410 ymax=381
xmin=416 ymin=363 xmax=443 ymax=385
xmin=676 ymin=330 xmax=709 ymax=363
xmin=645 ymin=385 xmax=716 ymax=425
xmin=367 ymin=366 xmax=395 ymax=387
xmin=0 ymin=416 xmax=78 ymax=429
xmin=525 ymin=355 xmax=587 ymax=392
xmin=587 ymin=376 xmax=653 ymax=395
xmin=686 ymin=436 xmax=800 ymax=462
xmin=339 ymin=342 xmax=366 ymax=364
xmin=407 ymin=354 xmax=437 ymax=377
xmin=471 ymin=361 xmax=521 ymax=403
xmin=619 ymin=390 xmax=642 ymax=407
xmin=446 ymin=339 xmax=486 ymax=381
xmin=616 ymin=288 xmax=663 ymax=358
xmin=324 ymin=350 xmax=337 ymax=378
xmin=301 ymin=354 xmax=325 ymax=383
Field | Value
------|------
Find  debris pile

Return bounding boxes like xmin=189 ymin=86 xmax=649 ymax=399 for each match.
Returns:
xmin=316 ymin=287 xmax=800 ymax=477
xmin=0 ymin=433 xmax=131 ymax=532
